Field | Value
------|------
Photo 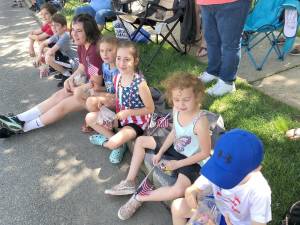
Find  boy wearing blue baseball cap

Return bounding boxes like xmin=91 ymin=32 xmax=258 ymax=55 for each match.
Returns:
xmin=171 ymin=129 xmax=272 ymax=225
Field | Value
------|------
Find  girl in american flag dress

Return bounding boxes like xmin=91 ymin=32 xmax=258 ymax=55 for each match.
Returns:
xmin=86 ymin=41 xmax=154 ymax=164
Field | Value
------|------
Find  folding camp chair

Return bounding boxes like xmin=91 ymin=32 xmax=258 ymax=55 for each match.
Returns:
xmin=117 ymin=0 xmax=185 ymax=68
xmin=242 ymin=0 xmax=300 ymax=71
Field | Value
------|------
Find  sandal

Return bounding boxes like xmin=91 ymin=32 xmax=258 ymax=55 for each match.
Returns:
xmin=89 ymin=134 xmax=108 ymax=146
xmin=286 ymin=128 xmax=300 ymax=140
xmin=196 ymin=47 xmax=207 ymax=57
xmin=109 ymin=145 xmax=127 ymax=164
xmin=81 ymin=122 xmax=94 ymax=133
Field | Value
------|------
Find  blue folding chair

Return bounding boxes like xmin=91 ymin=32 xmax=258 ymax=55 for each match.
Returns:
xmin=242 ymin=0 xmax=300 ymax=71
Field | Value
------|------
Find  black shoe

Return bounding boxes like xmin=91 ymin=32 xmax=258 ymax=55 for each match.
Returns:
xmin=54 ymin=73 xmax=64 ymax=80
xmin=57 ymin=75 xmax=68 ymax=88
xmin=0 ymin=115 xmax=24 ymax=132
xmin=0 ymin=127 xmax=15 ymax=139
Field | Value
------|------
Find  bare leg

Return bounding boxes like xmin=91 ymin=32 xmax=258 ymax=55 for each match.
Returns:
xmin=171 ymin=198 xmax=193 ymax=225
xmin=28 ymin=37 xmax=35 ymax=57
xmin=39 ymin=95 xmax=86 ymax=125
xmin=85 ymin=111 xmax=115 ymax=138
xmin=86 ymin=96 xmax=100 ymax=112
xmin=137 ymin=174 xmax=191 ymax=202
xmin=37 ymin=89 xmax=72 ymax=114
xmin=126 ymin=136 xmax=157 ymax=181
xmin=104 ymin=126 xmax=137 ymax=150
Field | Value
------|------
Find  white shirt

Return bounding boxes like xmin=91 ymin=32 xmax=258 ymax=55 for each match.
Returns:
xmin=194 ymin=172 xmax=272 ymax=225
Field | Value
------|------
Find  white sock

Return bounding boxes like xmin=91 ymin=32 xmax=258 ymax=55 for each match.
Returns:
xmin=23 ymin=117 xmax=45 ymax=132
xmin=63 ymin=70 xmax=71 ymax=77
xmin=17 ymin=106 xmax=41 ymax=122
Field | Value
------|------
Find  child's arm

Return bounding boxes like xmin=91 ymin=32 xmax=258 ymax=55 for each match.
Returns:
xmin=152 ymin=128 xmax=175 ymax=165
xmin=116 ymin=80 xmax=155 ymax=120
xmin=168 ymin=116 xmax=211 ymax=170
xmin=36 ymin=39 xmax=50 ymax=63
xmin=184 ymin=183 xmax=203 ymax=210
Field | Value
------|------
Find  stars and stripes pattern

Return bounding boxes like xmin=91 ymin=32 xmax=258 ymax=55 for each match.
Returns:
xmin=156 ymin=116 xmax=169 ymax=128
xmin=135 ymin=177 xmax=154 ymax=196
xmin=135 ymin=166 xmax=155 ymax=197
xmin=87 ymin=62 xmax=99 ymax=77
xmin=114 ymin=74 xmax=151 ymax=130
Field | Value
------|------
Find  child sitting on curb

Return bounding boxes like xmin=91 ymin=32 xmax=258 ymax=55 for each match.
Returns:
xmin=85 ymin=41 xmax=154 ymax=164
xmin=28 ymin=3 xmax=57 ymax=57
xmin=171 ymin=128 xmax=272 ymax=225
xmin=36 ymin=13 xmax=78 ymax=86
xmin=105 ymin=72 xmax=211 ymax=220
xmin=82 ymin=35 xmax=119 ymax=133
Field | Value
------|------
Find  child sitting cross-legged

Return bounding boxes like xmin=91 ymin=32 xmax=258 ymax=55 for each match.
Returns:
xmin=36 ymin=13 xmax=78 ymax=86
xmin=104 ymin=72 xmax=211 ymax=220
xmin=85 ymin=41 xmax=155 ymax=164
xmin=171 ymin=129 xmax=272 ymax=225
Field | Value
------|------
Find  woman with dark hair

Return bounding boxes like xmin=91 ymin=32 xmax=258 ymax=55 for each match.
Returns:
xmin=0 ymin=14 xmax=103 ymax=138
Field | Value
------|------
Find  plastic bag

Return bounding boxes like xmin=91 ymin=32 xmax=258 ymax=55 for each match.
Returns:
xmin=186 ymin=197 xmax=221 ymax=225
xmin=97 ymin=106 xmax=116 ymax=130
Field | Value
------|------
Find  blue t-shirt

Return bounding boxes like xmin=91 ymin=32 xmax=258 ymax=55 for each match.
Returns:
xmin=102 ymin=63 xmax=118 ymax=94
xmin=90 ymin=0 xmax=112 ymax=11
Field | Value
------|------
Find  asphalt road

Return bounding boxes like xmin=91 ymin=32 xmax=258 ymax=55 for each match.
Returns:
xmin=0 ymin=1 xmax=171 ymax=224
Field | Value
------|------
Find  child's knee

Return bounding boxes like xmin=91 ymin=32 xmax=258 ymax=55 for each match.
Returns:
xmin=85 ymin=112 xmax=97 ymax=126
xmin=45 ymin=55 xmax=54 ymax=65
xmin=171 ymin=198 xmax=186 ymax=218
xmin=86 ymin=97 xmax=98 ymax=112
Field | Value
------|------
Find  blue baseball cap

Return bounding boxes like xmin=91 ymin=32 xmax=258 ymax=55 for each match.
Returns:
xmin=201 ymin=129 xmax=264 ymax=189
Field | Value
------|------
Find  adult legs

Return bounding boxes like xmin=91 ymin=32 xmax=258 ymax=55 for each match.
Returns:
xmin=95 ymin=9 xmax=115 ymax=32
xmin=201 ymin=5 xmax=221 ymax=77
xmin=215 ymin=0 xmax=251 ymax=83
xmin=74 ymin=5 xmax=96 ymax=17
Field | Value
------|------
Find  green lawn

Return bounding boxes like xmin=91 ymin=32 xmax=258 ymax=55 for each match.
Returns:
xmin=62 ymin=1 xmax=300 ymax=224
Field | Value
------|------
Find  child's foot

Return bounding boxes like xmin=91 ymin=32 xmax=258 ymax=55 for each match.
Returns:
xmin=105 ymin=180 xmax=136 ymax=195
xmin=118 ymin=195 xmax=142 ymax=220
xmin=89 ymin=134 xmax=108 ymax=146
xmin=109 ymin=145 xmax=127 ymax=164
xmin=29 ymin=49 xmax=35 ymax=58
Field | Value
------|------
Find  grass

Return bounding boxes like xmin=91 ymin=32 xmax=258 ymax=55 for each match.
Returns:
xmin=62 ymin=2 xmax=300 ymax=224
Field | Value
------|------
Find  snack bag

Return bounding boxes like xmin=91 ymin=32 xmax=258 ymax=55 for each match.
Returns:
xmin=97 ymin=106 xmax=116 ymax=130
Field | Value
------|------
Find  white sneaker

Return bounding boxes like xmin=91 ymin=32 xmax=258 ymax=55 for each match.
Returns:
xmin=198 ymin=71 xmax=218 ymax=84
xmin=207 ymin=79 xmax=236 ymax=96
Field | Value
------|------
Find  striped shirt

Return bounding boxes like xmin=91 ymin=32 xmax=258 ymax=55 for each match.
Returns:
xmin=114 ymin=73 xmax=150 ymax=130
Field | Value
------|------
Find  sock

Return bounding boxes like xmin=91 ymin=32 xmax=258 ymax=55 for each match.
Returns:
xmin=63 ymin=70 xmax=71 ymax=77
xmin=17 ymin=106 xmax=41 ymax=122
xmin=23 ymin=117 xmax=45 ymax=132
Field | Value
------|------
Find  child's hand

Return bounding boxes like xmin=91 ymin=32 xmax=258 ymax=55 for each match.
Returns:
xmin=152 ymin=154 xmax=162 ymax=166
xmin=115 ymin=110 xmax=130 ymax=120
xmin=185 ymin=185 xmax=200 ymax=210
xmin=64 ymin=77 xmax=74 ymax=93
xmin=163 ymin=160 xmax=179 ymax=171
xmin=224 ymin=214 xmax=233 ymax=225
xmin=206 ymin=219 xmax=217 ymax=225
